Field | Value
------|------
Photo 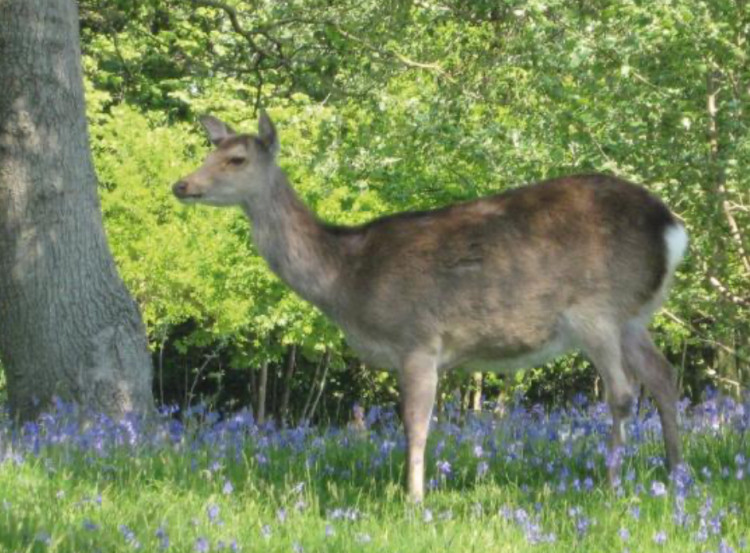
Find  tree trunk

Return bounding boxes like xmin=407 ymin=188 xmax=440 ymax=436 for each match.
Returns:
xmin=256 ymin=359 xmax=268 ymax=425
xmin=300 ymin=354 xmax=323 ymax=423
xmin=471 ymin=372 xmax=483 ymax=412
xmin=278 ymin=344 xmax=296 ymax=427
xmin=306 ymin=349 xmax=330 ymax=424
xmin=0 ymin=0 xmax=153 ymax=419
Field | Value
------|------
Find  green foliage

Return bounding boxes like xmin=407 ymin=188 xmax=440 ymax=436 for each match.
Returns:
xmin=77 ymin=0 xmax=748 ymax=413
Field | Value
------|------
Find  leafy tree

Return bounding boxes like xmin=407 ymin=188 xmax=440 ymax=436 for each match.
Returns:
xmin=71 ymin=0 xmax=748 ymax=418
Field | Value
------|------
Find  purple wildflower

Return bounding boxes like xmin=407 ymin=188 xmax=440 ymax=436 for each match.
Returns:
xmin=207 ymin=504 xmax=220 ymax=524
xmin=119 ymin=525 xmax=141 ymax=549
xmin=223 ymin=480 xmax=234 ymax=495
xmin=277 ymin=508 xmax=287 ymax=523
xmin=436 ymin=459 xmax=452 ymax=477
xmin=653 ymin=531 xmax=667 ymax=545
xmin=195 ymin=537 xmax=209 ymax=553
xmin=650 ymin=480 xmax=667 ymax=497
xmin=155 ymin=526 xmax=169 ymax=550
xmin=83 ymin=519 xmax=99 ymax=531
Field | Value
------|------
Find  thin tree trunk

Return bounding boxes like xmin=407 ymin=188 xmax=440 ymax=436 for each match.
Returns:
xmin=436 ymin=389 xmax=444 ymax=419
xmin=307 ymin=350 xmax=330 ymax=424
xmin=301 ymin=353 xmax=324 ymax=423
xmin=158 ymin=338 xmax=166 ymax=407
xmin=270 ymin=359 xmax=279 ymax=422
xmin=278 ymin=344 xmax=296 ymax=427
xmin=0 ymin=0 xmax=153 ymax=420
xmin=471 ymin=372 xmax=483 ymax=412
xmin=248 ymin=359 xmax=258 ymax=416
xmin=257 ymin=358 xmax=268 ymax=425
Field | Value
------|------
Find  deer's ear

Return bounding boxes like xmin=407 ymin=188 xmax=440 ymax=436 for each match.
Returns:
xmin=258 ymin=110 xmax=279 ymax=157
xmin=199 ymin=115 xmax=236 ymax=146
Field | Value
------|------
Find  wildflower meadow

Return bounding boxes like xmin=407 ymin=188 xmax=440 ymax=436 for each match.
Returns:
xmin=1 ymin=392 xmax=748 ymax=553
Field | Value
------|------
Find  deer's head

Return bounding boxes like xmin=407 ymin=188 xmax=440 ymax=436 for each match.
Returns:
xmin=173 ymin=111 xmax=279 ymax=206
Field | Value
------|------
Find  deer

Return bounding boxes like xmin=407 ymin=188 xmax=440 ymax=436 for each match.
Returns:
xmin=173 ymin=111 xmax=688 ymax=502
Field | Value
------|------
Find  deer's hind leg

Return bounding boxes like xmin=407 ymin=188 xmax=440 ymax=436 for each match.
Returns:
xmin=622 ymin=322 xmax=682 ymax=472
xmin=570 ymin=316 xmax=638 ymax=483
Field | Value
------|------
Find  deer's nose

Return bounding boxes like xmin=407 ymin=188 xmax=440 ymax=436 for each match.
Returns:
xmin=172 ymin=180 xmax=189 ymax=197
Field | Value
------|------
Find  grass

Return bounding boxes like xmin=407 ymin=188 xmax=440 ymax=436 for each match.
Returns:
xmin=0 ymin=393 xmax=748 ymax=553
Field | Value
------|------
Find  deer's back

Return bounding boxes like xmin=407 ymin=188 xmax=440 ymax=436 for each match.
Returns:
xmin=331 ymin=174 xmax=678 ymax=369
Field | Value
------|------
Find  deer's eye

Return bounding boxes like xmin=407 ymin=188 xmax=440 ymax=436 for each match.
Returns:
xmin=228 ymin=156 xmax=246 ymax=166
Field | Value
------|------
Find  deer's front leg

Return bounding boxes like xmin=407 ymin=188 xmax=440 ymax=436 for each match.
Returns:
xmin=399 ymin=352 xmax=438 ymax=503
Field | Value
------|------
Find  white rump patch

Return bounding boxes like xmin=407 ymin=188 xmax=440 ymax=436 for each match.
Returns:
xmin=664 ymin=223 xmax=689 ymax=275
xmin=634 ymin=222 xmax=688 ymax=324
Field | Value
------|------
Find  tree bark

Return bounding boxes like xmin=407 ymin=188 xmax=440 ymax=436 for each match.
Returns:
xmin=0 ymin=0 xmax=153 ymax=419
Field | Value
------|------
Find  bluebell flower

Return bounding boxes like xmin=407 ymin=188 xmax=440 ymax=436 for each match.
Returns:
xmin=119 ymin=525 xmax=141 ymax=549
xmin=436 ymin=459 xmax=452 ymax=476
xmin=155 ymin=526 xmax=169 ymax=550
xmin=82 ymin=519 xmax=99 ymax=531
xmin=194 ymin=537 xmax=209 ymax=553
xmin=650 ymin=480 xmax=667 ymax=497
xmin=223 ymin=480 xmax=234 ymax=495
xmin=277 ymin=508 xmax=287 ymax=523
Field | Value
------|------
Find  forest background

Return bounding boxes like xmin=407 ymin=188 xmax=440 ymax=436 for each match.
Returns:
xmin=3 ymin=0 xmax=746 ymax=425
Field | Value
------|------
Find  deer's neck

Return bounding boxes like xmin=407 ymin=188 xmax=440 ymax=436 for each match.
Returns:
xmin=242 ymin=169 xmax=344 ymax=312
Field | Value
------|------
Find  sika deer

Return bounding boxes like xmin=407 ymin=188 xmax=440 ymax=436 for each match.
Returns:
xmin=173 ymin=112 xmax=688 ymax=502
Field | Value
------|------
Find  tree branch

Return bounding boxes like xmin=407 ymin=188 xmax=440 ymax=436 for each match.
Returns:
xmin=706 ymin=70 xmax=750 ymax=276
xmin=192 ymin=0 xmax=274 ymax=67
xmin=327 ymin=21 xmax=452 ymax=80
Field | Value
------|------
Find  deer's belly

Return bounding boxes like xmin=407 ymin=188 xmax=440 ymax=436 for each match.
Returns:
xmin=440 ymin=332 xmax=573 ymax=373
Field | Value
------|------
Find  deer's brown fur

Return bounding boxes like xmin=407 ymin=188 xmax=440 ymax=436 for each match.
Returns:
xmin=173 ymin=112 xmax=688 ymax=501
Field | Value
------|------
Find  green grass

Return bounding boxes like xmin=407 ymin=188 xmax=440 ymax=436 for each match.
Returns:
xmin=0 ymin=399 xmax=748 ymax=553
